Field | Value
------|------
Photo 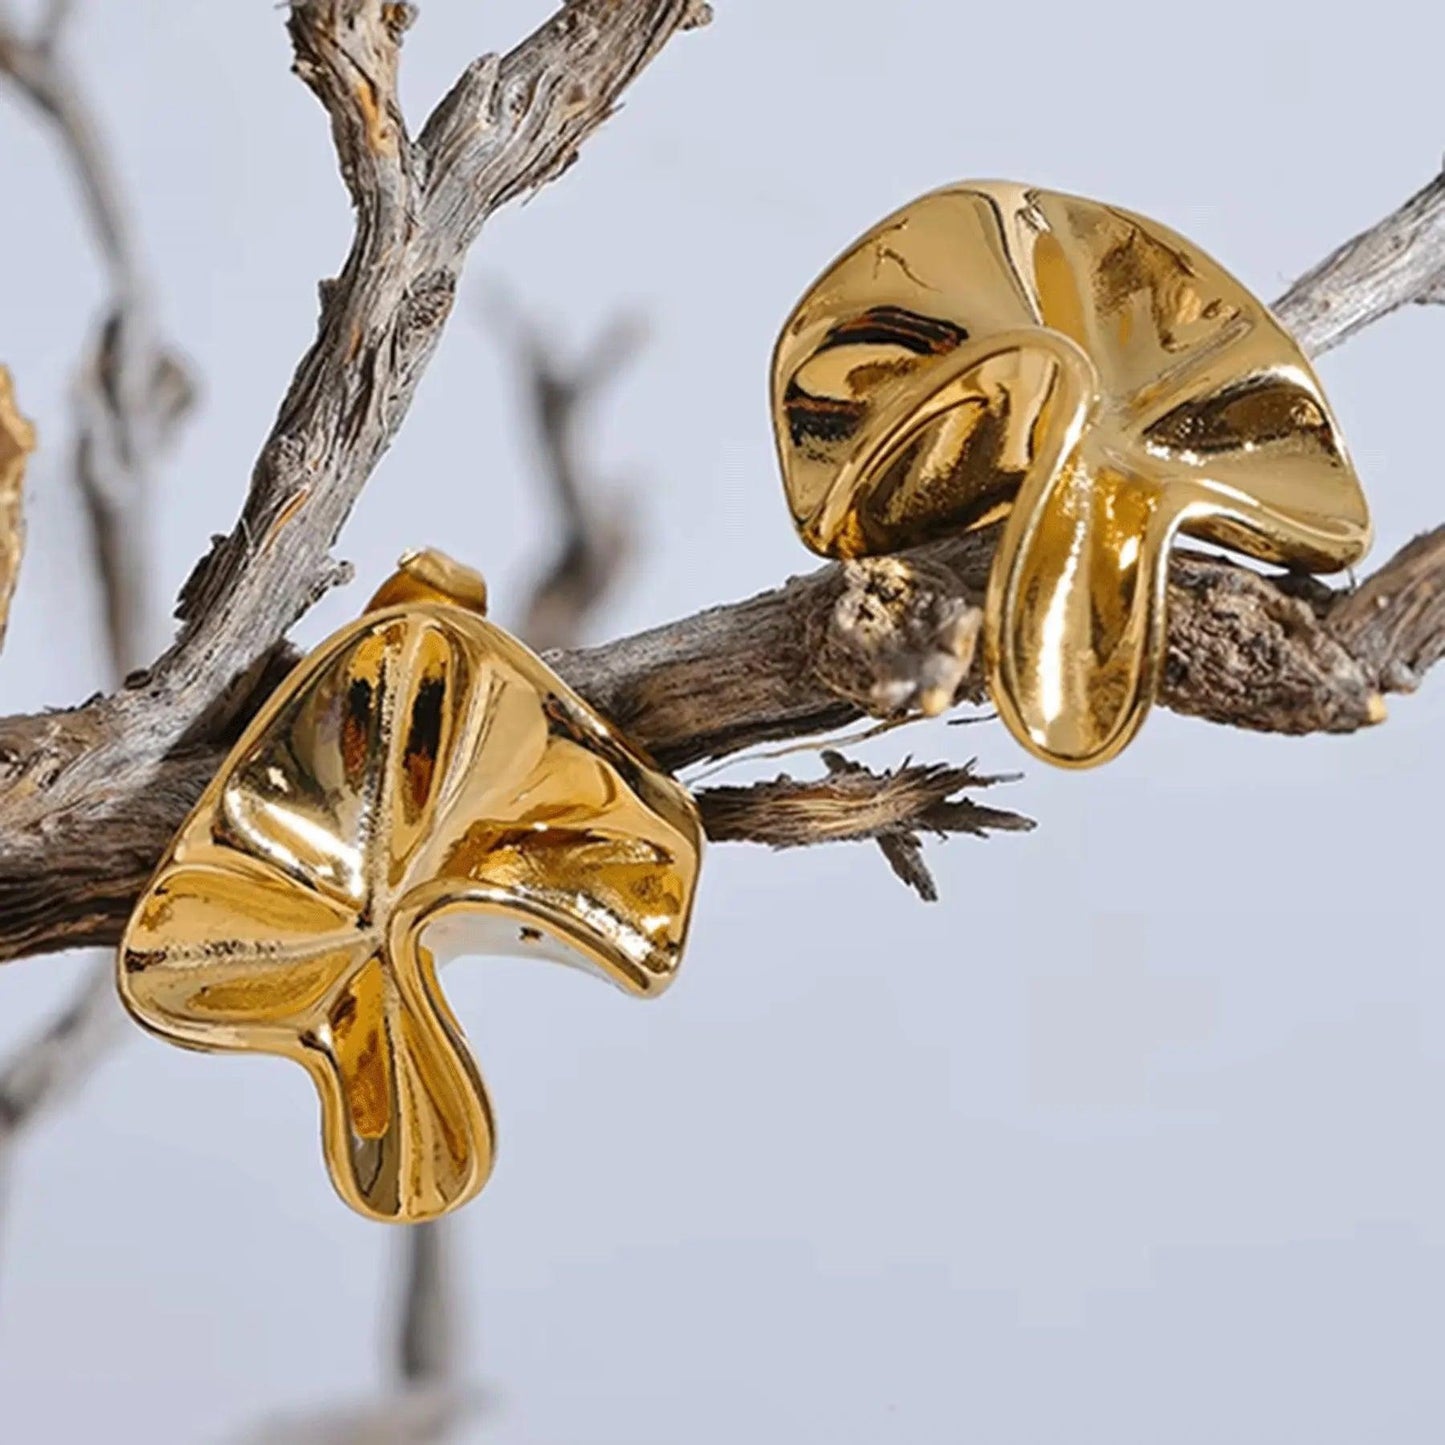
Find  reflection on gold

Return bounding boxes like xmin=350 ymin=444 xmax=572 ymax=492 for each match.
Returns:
xmin=119 ymin=552 xmax=703 ymax=1223
xmin=773 ymin=182 xmax=1371 ymax=766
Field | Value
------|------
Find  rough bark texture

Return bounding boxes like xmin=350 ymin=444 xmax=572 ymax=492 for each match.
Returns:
xmin=0 ymin=2 xmax=1441 ymax=968
xmin=699 ymin=752 xmax=1034 ymax=904
xmin=0 ymin=0 xmax=709 ymax=961
xmin=3 ymin=518 xmax=1441 ymax=963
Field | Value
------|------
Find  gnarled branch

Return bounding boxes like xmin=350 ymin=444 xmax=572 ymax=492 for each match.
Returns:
xmin=0 ymin=0 xmax=705 ymax=955
xmin=2 ymin=517 xmax=1438 ymax=964
xmin=0 ymin=26 xmax=1441 ymax=967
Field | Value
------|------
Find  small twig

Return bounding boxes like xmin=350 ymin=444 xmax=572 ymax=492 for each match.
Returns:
xmin=699 ymin=752 xmax=1034 ymax=901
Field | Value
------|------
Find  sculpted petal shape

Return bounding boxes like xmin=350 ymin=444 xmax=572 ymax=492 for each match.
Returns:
xmin=772 ymin=181 xmax=1371 ymax=765
xmin=120 ymin=554 xmax=703 ymax=1222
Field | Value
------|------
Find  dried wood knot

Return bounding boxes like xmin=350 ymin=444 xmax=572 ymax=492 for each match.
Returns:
xmin=816 ymin=556 xmax=983 ymax=719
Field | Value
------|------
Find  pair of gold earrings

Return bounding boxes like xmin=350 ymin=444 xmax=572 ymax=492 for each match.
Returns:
xmin=119 ymin=183 xmax=1372 ymax=1222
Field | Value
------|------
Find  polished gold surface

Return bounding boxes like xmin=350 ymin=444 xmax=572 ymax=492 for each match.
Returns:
xmin=119 ymin=551 xmax=703 ymax=1223
xmin=772 ymin=181 xmax=1371 ymax=765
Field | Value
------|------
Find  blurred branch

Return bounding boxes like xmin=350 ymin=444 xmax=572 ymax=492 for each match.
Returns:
xmin=74 ymin=310 xmax=194 ymax=674
xmin=251 ymin=1214 xmax=472 ymax=1444
xmin=369 ymin=304 xmax=652 ymax=1443
xmin=239 ymin=1392 xmax=468 ymax=1445
xmin=489 ymin=296 xmax=644 ymax=650
xmin=0 ymin=963 xmax=115 ymax=1147
xmin=0 ymin=0 xmax=195 ymax=672
xmin=0 ymin=0 xmax=190 ymax=1204
xmin=397 ymin=1215 xmax=458 ymax=1393
xmin=0 ymin=0 xmax=132 ymax=286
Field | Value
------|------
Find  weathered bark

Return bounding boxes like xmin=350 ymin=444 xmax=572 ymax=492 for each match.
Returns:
xmin=0 ymin=4 xmax=1441 ymax=968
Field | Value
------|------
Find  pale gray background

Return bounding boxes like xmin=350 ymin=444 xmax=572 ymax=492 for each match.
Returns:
xmin=0 ymin=2 xmax=1442 ymax=1442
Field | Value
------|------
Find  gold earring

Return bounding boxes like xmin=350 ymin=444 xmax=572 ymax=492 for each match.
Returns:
xmin=119 ymin=550 xmax=703 ymax=1223
xmin=771 ymin=181 xmax=1371 ymax=766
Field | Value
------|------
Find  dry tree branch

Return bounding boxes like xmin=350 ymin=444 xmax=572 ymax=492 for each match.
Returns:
xmin=170 ymin=0 xmax=704 ymax=705
xmin=698 ymin=752 xmax=1034 ymax=902
xmin=0 ymin=519 xmax=1440 ymax=965
xmin=1274 ymin=168 xmax=1445 ymax=355
xmin=0 ymin=14 xmax=1439 ymax=964
xmin=0 ymin=0 xmax=191 ymax=1183
xmin=0 ymin=0 xmax=706 ymax=953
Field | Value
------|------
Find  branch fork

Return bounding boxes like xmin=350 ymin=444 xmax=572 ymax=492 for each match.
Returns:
xmin=0 ymin=4 xmax=1439 ymax=973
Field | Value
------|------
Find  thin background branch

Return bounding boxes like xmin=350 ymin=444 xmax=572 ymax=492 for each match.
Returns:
xmin=0 ymin=0 xmax=190 ymax=1219
xmin=259 ymin=303 xmax=653 ymax=1441
xmin=408 ymin=304 xmax=650 ymax=1435
xmin=379 ymin=302 xmax=651 ymax=1442
xmin=488 ymin=295 xmax=645 ymax=652
xmin=0 ymin=0 xmax=193 ymax=672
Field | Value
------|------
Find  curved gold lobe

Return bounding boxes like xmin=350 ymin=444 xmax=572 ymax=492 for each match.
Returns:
xmin=772 ymin=181 xmax=1372 ymax=766
xmin=366 ymin=547 xmax=490 ymax=616
xmin=119 ymin=554 xmax=703 ymax=1222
